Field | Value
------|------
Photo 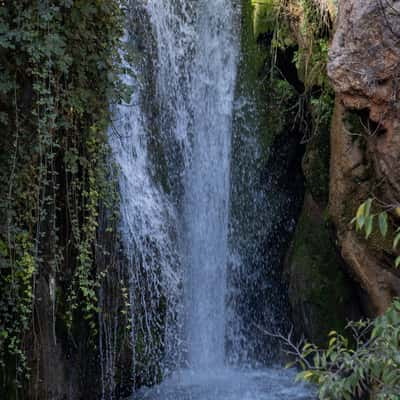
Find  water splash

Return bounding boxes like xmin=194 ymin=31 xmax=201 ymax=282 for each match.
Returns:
xmin=135 ymin=368 xmax=314 ymax=400
xmin=180 ymin=2 xmax=239 ymax=369
xmin=109 ymin=34 xmax=182 ymax=385
xmin=111 ymin=1 xmax=313 ymax=399
xmin=145 ymin=0 xmax=239 ymax=369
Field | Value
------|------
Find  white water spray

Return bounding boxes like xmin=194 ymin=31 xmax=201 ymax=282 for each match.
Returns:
xmin=111 ymin=1 xmax=315 ymax=398
xmin=146 ymin=0 xmax=239 ymax=369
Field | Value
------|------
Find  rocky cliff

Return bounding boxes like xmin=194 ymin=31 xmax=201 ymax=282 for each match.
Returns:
xmin=328 ymin=0 xmax=400 ymax=315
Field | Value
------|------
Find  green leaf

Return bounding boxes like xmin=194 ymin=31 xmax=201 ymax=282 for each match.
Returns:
xmin=365 ymin=198 xmax=373 ymax=216
xmin=303 ymin=371 xmax=314 ymax=381
xmin=393 ymin=233 xmax=400 ymax=250
xmin=356 ymin=215 xmax=365 ymax=231
xmin=0 ymin=330 xmax=8 ymax=339
xmin=365 ymin=215 xmax=374 ymax=239
xmin=379 ymin=212 xmax=388 ymax=237
xmin=357 ymin=201 xmax=366 ymax=217
xmin=355 ymin=202 xmax=366 ymax=229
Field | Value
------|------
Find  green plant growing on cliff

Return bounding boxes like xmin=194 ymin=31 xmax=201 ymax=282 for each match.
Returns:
xmin=292 ymin=300 xmax=400 ymax=399
xmin=353 ymin=198 xmax=400 ymax=267
xmin=292 ymin=0 xmax=333 ymax=86
xmin=264 ymin=0 xmax=335 ymax=142
xmin=0 ymin=234 xmax=35 ymax=386
xmin=288 ymin=199 xmax=400 ymax=399
xmin=0 ymin=0 xmax=127 ymax=393
xmin=295 ymin=0 xmax=335 ymax=141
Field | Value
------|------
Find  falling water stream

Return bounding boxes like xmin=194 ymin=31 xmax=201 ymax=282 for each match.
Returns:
xmin=110 ymin=0 xmax=315 ymax=399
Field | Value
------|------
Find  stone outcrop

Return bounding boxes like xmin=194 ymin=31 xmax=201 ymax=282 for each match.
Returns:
xmin=328 ymin=0 xmax=400 ymax=315
xmin=287 ymin=192 xmax=361 ymax=345
xmin=285 ymin=114 xmax=362 ymax=344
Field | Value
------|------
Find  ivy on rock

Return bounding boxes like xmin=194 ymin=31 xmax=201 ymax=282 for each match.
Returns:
xmin=0 ymin=0 xmax=128 ymax=395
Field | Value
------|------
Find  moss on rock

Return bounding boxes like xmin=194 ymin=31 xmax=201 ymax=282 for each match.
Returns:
xmin=287 ymin=195 xmax=359 ymax=345
xmin=302 ymin=118 xmax=331 ymax=206
xmin=237 ymin=0 xmax=300 ymax=160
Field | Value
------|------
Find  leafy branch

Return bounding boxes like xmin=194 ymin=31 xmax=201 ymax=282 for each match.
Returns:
xmin=352 ymin=198 xmax=400 ymax=267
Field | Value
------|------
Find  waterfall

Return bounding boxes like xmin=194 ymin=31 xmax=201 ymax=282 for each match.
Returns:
xmin=109 ymin=0 xmax=239 ymax=378
xmin=180 ymin=2 xmax=238 ymax=370
xmin=144 ymin=0 xmax=239 ymax=370
xmin=110 ymin=0 xmax=314 ymax=398
xmin=109 ymin=27 xmax=182 ymax=384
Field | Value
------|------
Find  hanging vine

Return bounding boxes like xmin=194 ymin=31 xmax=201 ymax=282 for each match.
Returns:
xmin=0 ymin=0 xmax=128 ymax=394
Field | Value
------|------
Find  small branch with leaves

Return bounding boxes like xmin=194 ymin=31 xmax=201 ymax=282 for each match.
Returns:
xmin=352 ymin=198 xmax=400 ymax=267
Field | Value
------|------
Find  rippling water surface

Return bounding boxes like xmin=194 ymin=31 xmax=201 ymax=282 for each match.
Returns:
xmin=135 ymin=368 xmax=315 ymax=400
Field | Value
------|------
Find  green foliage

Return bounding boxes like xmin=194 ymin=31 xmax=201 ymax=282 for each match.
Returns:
xmin=352 ymin=198 xmax=400 ymax=267
xmin=293 ymin=200 xmax=400 ymax=398
xmin=0 ymin=0 xmax=126 ymax=392
xmin=294 ymin=0 xmax=333 ymax=89
xmin=295 ymin=300 xmax=400 ymax=399
xmin=309 ymin=79 xmax=334 ymax=135
xmin=260 ymin=0 xmax=335 ymax=142
xmin=0 ymin=234 xmax=35 ymax=387
xmin=250 ymin=0 xmax=294 ymax=48
xmin=294 ymin=0 xmax=335 ymax=140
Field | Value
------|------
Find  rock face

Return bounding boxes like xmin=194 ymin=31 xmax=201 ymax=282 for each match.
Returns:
xmin=328 ymin=0 xmax=400 ymax=129
xmin=286 ymin=115 xmax=362 ymax=344
xmin=328 ymin=0 xmax=400 ymax=315
xmin=287 ymin=193 xmax=361 ymax=345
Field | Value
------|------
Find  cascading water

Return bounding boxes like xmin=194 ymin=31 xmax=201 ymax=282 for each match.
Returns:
xmin=109 ymin=24 xmax=183 ymax=385
xmin=110 ymin=0 xmax=315 ymax=398
xmin=182 ymin=3 xmax=238 ymax=370
xmin=143 ymin=0 xmax=238 ymax=370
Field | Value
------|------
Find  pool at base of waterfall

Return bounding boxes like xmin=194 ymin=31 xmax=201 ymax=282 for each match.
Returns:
xmin=134 ymin=368 xmax=315 ymax=400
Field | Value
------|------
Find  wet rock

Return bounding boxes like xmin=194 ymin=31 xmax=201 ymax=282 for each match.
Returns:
xmin=328 ymin=100 xmax=400 ymax=315
xmin=328 ymin=0 xmax=400 ymax=315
